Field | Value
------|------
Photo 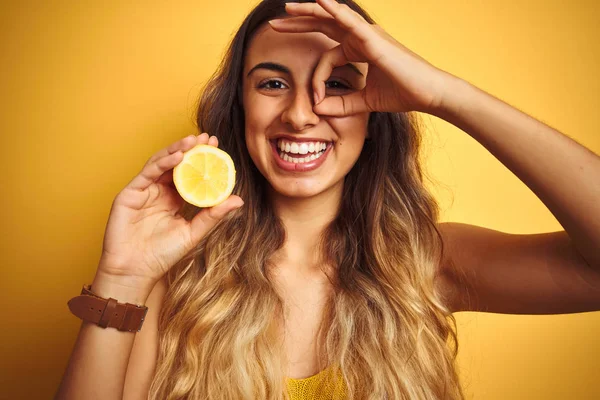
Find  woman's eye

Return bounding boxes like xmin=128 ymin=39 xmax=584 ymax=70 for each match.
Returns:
xmin=257 ymin=79 xmax=350 ymax=92
xmin=258 ymin=80 xmax=287 ymax=90
xmin=325 ymin=80 xmax=351 ymax=90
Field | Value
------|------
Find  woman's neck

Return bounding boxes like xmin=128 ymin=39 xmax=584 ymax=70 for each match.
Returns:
xmin=269 ymin=182 xmax=342 ymax=274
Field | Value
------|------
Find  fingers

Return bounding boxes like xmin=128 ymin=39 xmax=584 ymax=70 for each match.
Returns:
xmin=314 ymin=90 xmax=370 ymax=117
xmin=146 ymin=134 xmax=196 ymax=166
xmin=156 ymin=168 xmax=174 ymax=186
xmin=284 ymin=2 xmax=334 ymax=19
xmin=188 ymin=195 xmax=244 ymax=244
xmin=285 ymin=0 xmax=369 ymax=36
xmin=269 ymin=16 xmax=345 ymax=43
xmin=128 ymin=151 xmax=184 ymax=191
xmin=208 ymin=135 xmax=219 ymax=147
xmin=315 ymin=0 xmax=367 ymax=34
xmin=311 ymin=45 xmax=370 ymax=116
xmin=129 ymin=133 xmax=218 ymax=191
xmin=312 ymin=45 xmax=349 ymax=105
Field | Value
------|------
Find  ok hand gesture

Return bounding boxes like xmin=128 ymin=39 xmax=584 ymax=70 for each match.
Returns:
xmin=269 ymin=0 xmax=453 ymax=116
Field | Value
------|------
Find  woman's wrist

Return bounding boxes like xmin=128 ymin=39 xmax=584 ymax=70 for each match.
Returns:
xmin=429 ymin=73 xmax=475 ymax=121
xmin=90 ymin=270 xmax=155 ymax=305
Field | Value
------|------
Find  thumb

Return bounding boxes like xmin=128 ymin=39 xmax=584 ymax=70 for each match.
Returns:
xmin=313 ymin=91 xmax=370 ymax=117
xmin=188 ymin=195 xmax=244 ymax=244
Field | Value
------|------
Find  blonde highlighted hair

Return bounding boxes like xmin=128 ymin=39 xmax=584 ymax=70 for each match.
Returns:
xmin=148 ymin=0 xmax=465 ymax=398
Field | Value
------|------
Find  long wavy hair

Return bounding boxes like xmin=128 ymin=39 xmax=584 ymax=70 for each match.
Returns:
xmin=149 ymin=0 xmax=465 ymax=399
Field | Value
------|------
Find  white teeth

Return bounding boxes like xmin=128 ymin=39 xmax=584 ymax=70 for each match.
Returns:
xmin=279 ymin=150 xmax=326 ymax=164
xmin=275 ymin=139 xmax=330 ymax=165
xmin=276 ymin=139 xmax=328 ymax=152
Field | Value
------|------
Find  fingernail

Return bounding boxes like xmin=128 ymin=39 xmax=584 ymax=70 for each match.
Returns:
xmin=314 ymin=91 xmax=320 ymax=105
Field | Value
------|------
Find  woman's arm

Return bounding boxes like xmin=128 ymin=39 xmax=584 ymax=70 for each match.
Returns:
xmin=436 ymin=77 xmax=600 ymax=270
xmin=55 ymin=270 xmax=166 ymax=400
xmin=433 ymin=77 xmax=600 ymax=314
xmin=123 ymin=277 xmax=166 ymax=400
xmin=437 ymin=222 xmax=600 ymax=314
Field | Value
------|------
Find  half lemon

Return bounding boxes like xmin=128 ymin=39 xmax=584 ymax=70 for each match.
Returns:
xmin=173 ymin=144 xmax=236 ymax=208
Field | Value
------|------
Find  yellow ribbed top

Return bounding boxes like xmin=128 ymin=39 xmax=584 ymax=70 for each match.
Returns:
xmin=286 ymin=366 xmax=346 ymax=400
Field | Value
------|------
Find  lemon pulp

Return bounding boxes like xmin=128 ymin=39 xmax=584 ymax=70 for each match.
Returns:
xmin=173 ymin=144 xmax=236 ymax=208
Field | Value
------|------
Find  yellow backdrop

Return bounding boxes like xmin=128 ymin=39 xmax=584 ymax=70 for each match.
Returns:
xmin=1 ymin=0 xmax=598 ymax=398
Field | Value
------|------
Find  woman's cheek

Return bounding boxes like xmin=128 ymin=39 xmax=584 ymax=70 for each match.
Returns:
xmin=328 ymin=113 xmax=370 ymax=140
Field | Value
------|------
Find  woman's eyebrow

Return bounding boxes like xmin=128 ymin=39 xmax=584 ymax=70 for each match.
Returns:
xmin=246 ymin=61 xmax=364 ymax=77
xmin=247 ymin=62 xmax=290 ymax=77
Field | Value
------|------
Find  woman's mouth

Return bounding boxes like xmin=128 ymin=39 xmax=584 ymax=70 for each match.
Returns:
xmin=270 ymin=138 xmax=332 ymax=172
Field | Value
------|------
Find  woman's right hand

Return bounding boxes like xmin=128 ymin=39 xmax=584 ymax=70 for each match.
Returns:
xmin=93 ymin=133 xmax=244 ymax=294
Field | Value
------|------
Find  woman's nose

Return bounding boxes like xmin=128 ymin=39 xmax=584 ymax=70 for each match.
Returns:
xmin=281 ymin=87 xmax=320 ymax=131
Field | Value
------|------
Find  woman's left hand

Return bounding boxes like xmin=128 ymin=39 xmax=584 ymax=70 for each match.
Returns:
xmin=268 ymin=0 xmax=454 ymax=116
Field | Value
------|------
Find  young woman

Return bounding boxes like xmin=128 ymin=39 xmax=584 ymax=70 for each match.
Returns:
xmin=56 ymin=0 xmax=600 ymax=399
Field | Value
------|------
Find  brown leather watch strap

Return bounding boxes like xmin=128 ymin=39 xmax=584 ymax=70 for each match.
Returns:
xmin=67 ymin=284 xmax=149 ymax=332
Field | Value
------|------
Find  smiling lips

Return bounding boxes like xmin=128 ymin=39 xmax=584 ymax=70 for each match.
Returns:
xmin=270 ymin=137 xmax=332 ymax=172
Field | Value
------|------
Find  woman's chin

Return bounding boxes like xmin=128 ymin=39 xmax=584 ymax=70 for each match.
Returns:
xmin=269 ymin=185 xmax=324 ymax=200
xmin=264 ymin=177 xmax=324 ymax=198
xmin=266 ymin=176 xmax=344 ymax=201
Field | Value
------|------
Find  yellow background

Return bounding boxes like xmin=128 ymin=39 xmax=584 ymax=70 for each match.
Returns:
xmin=1 ymin=0 xmax=599 ymax=398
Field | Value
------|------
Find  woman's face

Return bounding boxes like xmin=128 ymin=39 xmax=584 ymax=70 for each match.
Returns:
xmin=242 ymin=21 xmax=370 ymax=200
